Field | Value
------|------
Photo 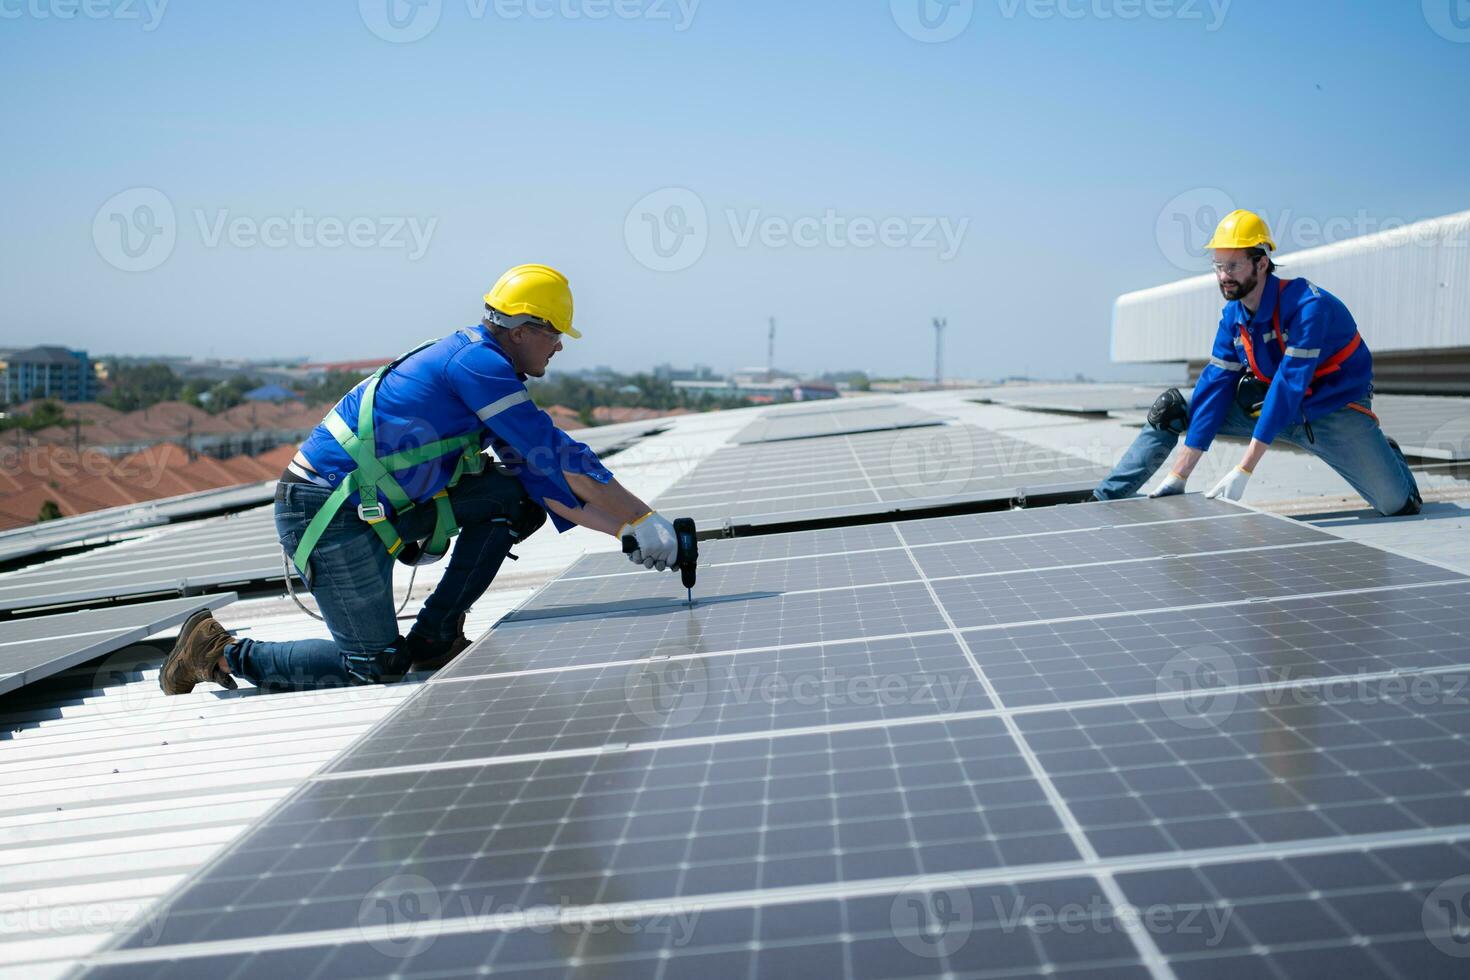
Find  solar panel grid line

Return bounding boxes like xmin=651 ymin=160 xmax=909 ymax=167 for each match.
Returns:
xmin=952 ymin=577 xmax=1470 ymax=640
xmin=675 ymin=440 xmax=1092 ymax=480
xmin=1230 ymin=497 xmax=1470 ymax=581
xmin=428 ymin=625 xmax=971 ymax=689
xmin=967 ymin=582 xmax=1470 ymax=709
xmin=652 ymin=463 xmax=1106 ymax=506
xmin=316 ymin=648 xmax=1470 ymax=785
xmin=931 ymin=542 xmax=1467 ymax=632
xmin=432 ymin=575 xmax=1468 ymax=688
xmin=866 ymin=510 xmax=1178 ymax=977
xmin=836 ymin=437 xmax=1177 ymax=974
xmin=78 ymin=494 xmax=1470 ymax=976
xmin=106 ymin=716 xmax=1085 ymax=952
xmin=553 ymin=512 xmax=1296 ymax=592
xmin=0 ymin=593 xmax=237 ymax=697
xmin=323 ymin=638 xmax=995 ymax=776
xmin=75 ymin=827 xmax=1470 ymax=975
xmin=919 ymin=536 xmax=1346 ymax=585
xmin=511 ymin=537 xmax=1354 ymax=630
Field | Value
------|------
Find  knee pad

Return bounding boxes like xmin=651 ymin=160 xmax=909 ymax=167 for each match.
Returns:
xmin=1147 ymin=387 xmax=1189 ymax=435
xmin=509 ymin=496 xmax=547 ymax=540
xmin=347 ymin=636 xmax=412 ymax=685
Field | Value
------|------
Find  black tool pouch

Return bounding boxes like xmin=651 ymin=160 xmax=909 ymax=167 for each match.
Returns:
xmin=1235 ymin=373 xmax=1270 ymax=419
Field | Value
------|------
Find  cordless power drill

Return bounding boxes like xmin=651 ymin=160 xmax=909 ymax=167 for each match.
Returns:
xmin=623 ymin=517 xmax=700 ymax=607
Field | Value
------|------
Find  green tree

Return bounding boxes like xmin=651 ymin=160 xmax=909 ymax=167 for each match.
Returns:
xmin=37 ymin=500 xmax=63 ymax=522
xmin=100 ymin=362 xmax=182 ymax=411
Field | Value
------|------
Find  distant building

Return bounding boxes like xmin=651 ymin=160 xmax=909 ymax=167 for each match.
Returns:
xmin=791 ymin=382 xmax=840 ymax=401
xmin=653 ymin=363 xmax=718 ymax=382
xmin=242 ymin=383 xmax=299 ymax=402
xmin=0 ymin=346 xmax=98 ymax=404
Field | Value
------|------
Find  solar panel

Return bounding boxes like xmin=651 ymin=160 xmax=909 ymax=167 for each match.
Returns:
xmin=978 ymin=384 xmax=1177 ymax=415
xmin=655 ymin=425 xmax=1110 ymax=530
xmin=732 ymin=402 xmax=945 ymax=444
xmin=82 ymin=494 xmax=1470 ymax=978
xmin=84 ymin=874 xmax=1158 ymax=979
xmin=107 ymin=716 xmax=1079 ymax=950
xmin=0 ymin=593 xmax=237 ymax=696
xmin=325 ymin=632 xmax=993 ymax=774
xmin=1016 ymin=674 xmax=1470 ymax=857
xmin=0 ymin=506 xmax=288 ymax=613
xmin=1117 ymin=840 xmax=1470 ymax=977
xmin=0 ymin=480 xmax=276 ymax=564
xmin=440 ymin=582 xmax=951 ymax=678
xmin=929 ymin=541 xmax=1456 ymax=629
xmin=968 ymin=582 xmax=1470 ymax=708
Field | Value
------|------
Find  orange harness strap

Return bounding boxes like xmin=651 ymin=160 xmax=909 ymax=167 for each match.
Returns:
xmin=1236 ymin=278 xmax=1362 ymax=395
xmin=1346 ymin=402 xmax=1380 ymax=424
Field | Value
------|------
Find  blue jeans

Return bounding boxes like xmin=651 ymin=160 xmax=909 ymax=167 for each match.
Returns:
xmin=1094 ymin=392 xmax=1420 ymax=515
xmin=225 ymin=466 xmax=546 ymax=690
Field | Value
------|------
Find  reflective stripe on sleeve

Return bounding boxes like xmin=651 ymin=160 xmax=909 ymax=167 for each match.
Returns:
xmin=475 ymin=390 xmax=531 ymax=421
xmin=1209 ymin=356 xmax=1244 ymax=372
xmin=1284 ymin=346 xmax=1321 ymax=358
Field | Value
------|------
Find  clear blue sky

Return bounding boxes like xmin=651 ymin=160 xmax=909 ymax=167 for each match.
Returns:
xmin=2 ymin=1 xmax=1467 ymax=382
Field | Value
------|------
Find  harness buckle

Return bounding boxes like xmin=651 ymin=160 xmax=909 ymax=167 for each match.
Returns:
xmin=357 ymin=503 xmax=387 ymax=523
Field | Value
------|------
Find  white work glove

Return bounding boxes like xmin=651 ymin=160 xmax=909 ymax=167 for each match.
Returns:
xmin=1206 ymin=466 xmax=1252 ymax=502
xmin=619 ymin=511 xmax=678 ymax=571
xmin=1148 ymin=471 xmax=1188 ymax=498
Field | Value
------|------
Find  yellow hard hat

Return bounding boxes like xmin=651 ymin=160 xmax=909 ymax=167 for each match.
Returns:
xmin=1203 ymin=209 xmax=1276 ymax=252
xmin=483 ymin=264 xmax=579 ymax=339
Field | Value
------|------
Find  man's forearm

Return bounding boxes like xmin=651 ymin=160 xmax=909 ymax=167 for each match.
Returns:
xmin=544 ymin=497 xmax=624 ymax=535
xmin=1171 ymin=446 xmax=1206 ymax=478
xmin=1238 ymin=439 xmax=1269 ymax=473
xmin=560 ymin=472 xmax=652 ymax=531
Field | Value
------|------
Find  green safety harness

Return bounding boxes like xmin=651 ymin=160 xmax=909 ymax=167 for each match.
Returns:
xmin=291 ymin=340 xmax=485 ymax=578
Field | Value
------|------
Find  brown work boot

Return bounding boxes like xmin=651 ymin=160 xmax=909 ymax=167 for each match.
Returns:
xmin=159 ymin=610 xmax=239 ymax=695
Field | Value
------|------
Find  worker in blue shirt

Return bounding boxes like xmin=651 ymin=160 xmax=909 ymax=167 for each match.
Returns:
xmin=1095 ymin=210 xmax=1421 ymax=516
xmin=159 ymin=264 xmax=682 ymax=694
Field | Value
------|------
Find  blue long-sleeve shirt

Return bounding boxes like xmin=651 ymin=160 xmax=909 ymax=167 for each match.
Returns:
xmin=1186 ymin=275 xmax=1372 ymax=451
xmin=298 ymin=325 xmax=611 ymax=532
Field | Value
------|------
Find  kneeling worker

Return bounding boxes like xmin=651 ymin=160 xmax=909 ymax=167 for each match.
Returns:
xmin=1095 ymin=210 xmax=1421 ymax=515
xmin=161 ymin=264 xmax=680 ymax=694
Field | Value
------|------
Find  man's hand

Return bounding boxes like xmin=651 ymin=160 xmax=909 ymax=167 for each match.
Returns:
xmin=1206 ymin=466 xmax=1252 ymax=502
xmin=619 ymin=511 xmax=679 ymax=571
xmin=1148 ymin=471 xmax=1189 ymax=498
